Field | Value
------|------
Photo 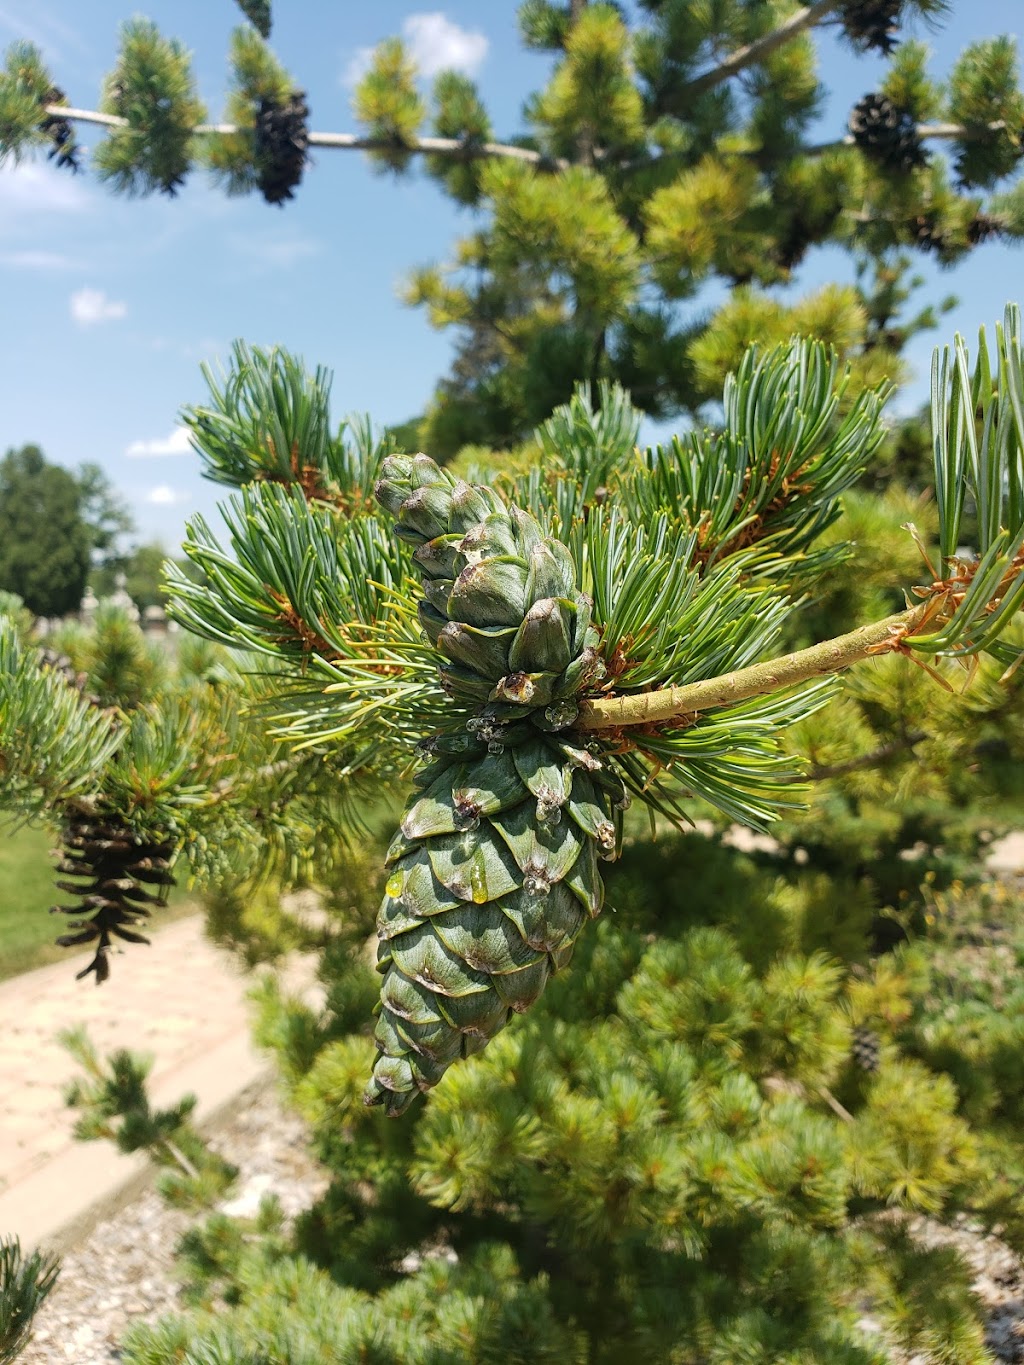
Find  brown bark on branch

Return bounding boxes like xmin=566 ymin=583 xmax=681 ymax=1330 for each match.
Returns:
xmin=577 ymin=607 xmax=929 ymax=731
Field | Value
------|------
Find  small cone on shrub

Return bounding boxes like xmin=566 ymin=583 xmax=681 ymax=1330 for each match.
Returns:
xmin=849 ymin=93 xmax=928 ymax=173
xmin=851 ymin=1024 xmax=882 ymax=1073
xmin=909 ymin=212 xmax=950 ymax=258
xmin=51 ymin=811 xmax=175 ymax=984
xmin=967 ymin=214 xmax=1006 ymax=245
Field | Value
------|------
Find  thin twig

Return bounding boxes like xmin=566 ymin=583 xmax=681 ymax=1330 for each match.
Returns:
xmin=806 ymin=730 xmax=928 ymax=781
xmin=577 ymin=608 xmax=928 ymax=731
xmin=802 ymin=119 xmax=1008 ymax=157
xmin=162 ymin=1136 xmax=200 ymax=1180
xmin=679 ymin=0 xmax=844 ymax=100
xmin=819 ymin=1086 xmax=855 ymax=1124
xmin=210 ymin=756 xmax=305 ymax=802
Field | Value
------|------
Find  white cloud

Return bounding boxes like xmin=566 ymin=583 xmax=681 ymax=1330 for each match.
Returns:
xmin=404 ymin=13 xmax=488 ymax=77
xmin=0 ymin=249 xmax=76 ymax=270
xmin=0 ymin=161 xmax=91 ymax=215
xmin=145 ymin=484 xmax=190 ymax=507
xmin=126 ymin=426 xmax=192 ymax=459
xmin=343 ymin=45 xmax=374 ymax=88
xmin=70 ymin=287 xmax=127 ymax=326
xmin=343 ymin=12 xmax=488 ymax=86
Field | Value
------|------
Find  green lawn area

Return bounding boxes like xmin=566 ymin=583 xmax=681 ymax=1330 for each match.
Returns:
xmin=0 ymin=821 xmax=196 ymax=982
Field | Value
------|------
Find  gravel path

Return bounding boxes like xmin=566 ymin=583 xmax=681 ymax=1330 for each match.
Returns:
xmin=19 ymin=1088 xmax=327 ymax=1364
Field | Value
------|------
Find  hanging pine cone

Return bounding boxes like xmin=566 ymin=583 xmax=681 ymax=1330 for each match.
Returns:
xmin=255 ymin=92 xmax=310 ymax=206
xmin=967 ymin=213 xmax=1006 ymax=245
xmin=839 ymin=0 xmax=903 ymax=55
xmin=851 ymin=1025 xmax=881 ymax=1073
xmin=367 ymin=456 xmax=618 ymax=1115
xmin=51 ymin=810 xmax=176 ymax=984
xmin=39 ymin=85 xmax=79 ymax=172
xmin=849 ymin=93 xmax=928 ymax=173
xmin=908 ymin=211 xmax=950 ymax=258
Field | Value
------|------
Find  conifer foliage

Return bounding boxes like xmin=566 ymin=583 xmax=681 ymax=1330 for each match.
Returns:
xmin=0 ymin=1239 xmax=58 ymax=1365
xmin=21 ymin=315 xmax=1024 ymax=1072
xmin=5 ymin=312 xmax=1024 ymax=1357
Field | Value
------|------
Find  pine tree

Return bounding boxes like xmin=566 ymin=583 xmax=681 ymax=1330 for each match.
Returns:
xmin=4 ymin=6 xmax=1024 ymax=448
xmin=5 ymin=311 xmax=1024 ymax=1358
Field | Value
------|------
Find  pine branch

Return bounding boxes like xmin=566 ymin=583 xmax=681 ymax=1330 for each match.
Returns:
xmin=679 ymin=0 xmax=845 ymax=100
xmin=45 ymin=104 xmax=566 ymax=169
xmin=48 ymin=102 xmax=1004 ymax=182
xmin=804 ymin=118 xmax=1008 ymax=156
xmin=42 ymin=99 xmax=1010 ymax=187
xmin=577 ymin=608 xmax=927 ymax=730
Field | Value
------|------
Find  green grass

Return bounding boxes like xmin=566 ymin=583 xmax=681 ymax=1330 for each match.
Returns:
xmin=0 ymin=820 xmax=196 ymax=982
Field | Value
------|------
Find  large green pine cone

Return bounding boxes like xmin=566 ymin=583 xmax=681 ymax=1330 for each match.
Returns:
xmin=365 ymin=734 xmax=617 ymax=1115
xmin=367 ymin=456 xmax=619 ymax=1114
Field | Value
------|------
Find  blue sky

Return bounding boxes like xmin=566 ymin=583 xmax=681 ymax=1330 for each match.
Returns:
xmin=0 ymin=1 xmax=1021 ymax=549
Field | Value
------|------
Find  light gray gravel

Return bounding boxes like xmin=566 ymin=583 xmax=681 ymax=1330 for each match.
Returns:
xmin=18 ymin=1088 xmax=327 ymax=1364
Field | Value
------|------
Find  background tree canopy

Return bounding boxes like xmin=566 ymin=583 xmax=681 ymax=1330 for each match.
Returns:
xmin=0 ymin=447 xmax=133 ymax=618
xmin=3 ymin=1 xmax=1024 ymax=454
xmin=0 ymin=447 xmax=92 ymax=617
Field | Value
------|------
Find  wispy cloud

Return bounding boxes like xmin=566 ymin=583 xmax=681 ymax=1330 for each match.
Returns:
xmin=343 ymin=12 xmax=488 ymax=86
xmin=145 ymin=484 xmax=190 ymax=507
xmin=0 ymin=249 xmax=77 ymax=270
xmin=231 ymin=232 xmax=322 ymax=271
xmin=0 ymin=5 xmax=91 ymax=58
xmin=70 ymin=287 xmax=127 ymax=326
xmin=126 ymin=426 xmax=192 ymax=458
xmin=0 ymin=161 xmax=91 ymax=216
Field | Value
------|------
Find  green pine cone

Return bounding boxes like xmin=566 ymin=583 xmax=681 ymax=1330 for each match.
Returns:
xmin=366 ymin=456 xmax=620 ymax=1114
xmin=366 ymin=735 xmax=618 ymax=1115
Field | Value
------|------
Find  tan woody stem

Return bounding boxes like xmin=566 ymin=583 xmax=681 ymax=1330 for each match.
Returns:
xmin=578 ymin=607 xmax=928 ymax=731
